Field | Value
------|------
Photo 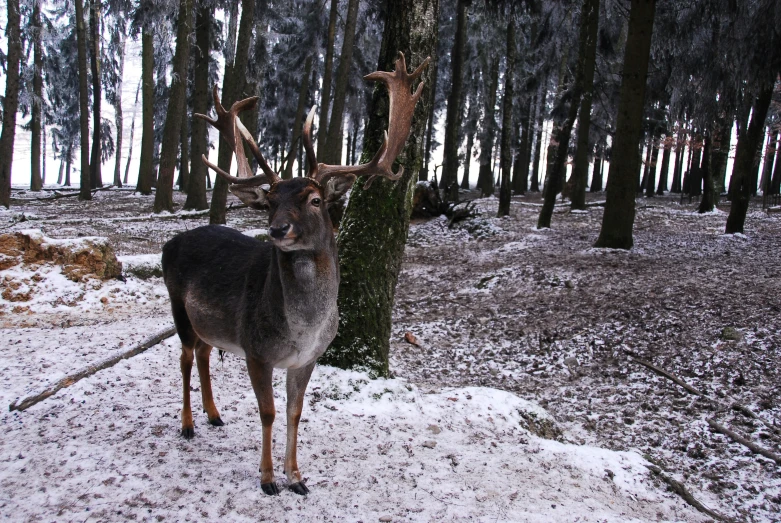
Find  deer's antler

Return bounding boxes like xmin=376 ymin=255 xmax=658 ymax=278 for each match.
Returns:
xmin=304 ymin=52 xmax=430 ymax=189
xmin=195 ymin=86 xmax=279 ymax=186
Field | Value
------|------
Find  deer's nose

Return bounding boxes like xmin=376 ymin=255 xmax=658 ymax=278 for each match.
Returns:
xmin=269 ymin=223 xmax=291 ymax=239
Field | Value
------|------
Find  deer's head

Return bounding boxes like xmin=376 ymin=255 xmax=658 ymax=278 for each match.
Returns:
xmin=195 ymin=53 xmax=429 ymax=252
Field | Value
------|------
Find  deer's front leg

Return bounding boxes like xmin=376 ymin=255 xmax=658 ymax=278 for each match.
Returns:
xmin=246 ymin=358 xmax=278 ymax=495
xmin=285 ymin=362 xmax=316 ymax=495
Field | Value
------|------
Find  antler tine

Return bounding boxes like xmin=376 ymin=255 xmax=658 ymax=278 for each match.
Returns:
xmin=314 ymin=52 xmax=431 ymax=189
xmin=303 ymin=106 xmax=319 ymax=179
xmin=194 ymin=86 xmax=279 ymax=186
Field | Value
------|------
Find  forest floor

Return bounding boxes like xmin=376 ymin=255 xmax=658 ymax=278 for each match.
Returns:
xmin=0 ymin=186 xmax=779 ymax=522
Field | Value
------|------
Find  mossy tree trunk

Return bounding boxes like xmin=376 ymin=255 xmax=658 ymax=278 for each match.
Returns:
xmin=441 ymin=0 xmax=469 ymax=202
xmin=538 ymin=0 xmax=597 ymax=228
xmin=136 ymin=29 xmax=155 ymax=195
xmin=153 ymin=0 xmax=194 ymax=213
xmin=725 ymin=84 xmax=772 ymax=234
xmin=321 ymin=0 xmax=438 ymax=377
xmin=184 ymin=0 xmax=211 ymax=210
xmin=209 ymin=0 xmax=255 ymax=224
xmin=75 ymin=0 xmax=92 ymax=200
xmin=594 ymin=0 xmax=657 ymax=249
xmin=497 ymin=20 xmax=516 ymax=218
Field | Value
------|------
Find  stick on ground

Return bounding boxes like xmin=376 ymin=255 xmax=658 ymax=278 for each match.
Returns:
xmin=646 ymin=465 xmax=735 ymax=522
xmin=9 ymin=325 xmax=177 ymax=412
xmin=707 ymin=419 xmax=781 ymax=466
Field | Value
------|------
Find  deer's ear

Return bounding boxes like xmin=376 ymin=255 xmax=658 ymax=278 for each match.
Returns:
xmin=323 ymin=174 xmax=356 ymax=203
xmin=229 ymin=184 xmax=269 ymax=209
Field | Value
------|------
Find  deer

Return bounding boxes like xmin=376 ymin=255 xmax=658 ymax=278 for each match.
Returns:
xmin=161 ymin=52 xmax=429 ymax=496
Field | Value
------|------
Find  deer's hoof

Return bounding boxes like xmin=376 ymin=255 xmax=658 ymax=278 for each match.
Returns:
xmin=289 ymin=481 xmax=310 ymax=496
xmin=261 ymin=482 xmax=280 ymax=496
xmin=208 ymin=417 xmax=224 ymax=427
xmin=181 ymin=427 xmax=195 ymax=439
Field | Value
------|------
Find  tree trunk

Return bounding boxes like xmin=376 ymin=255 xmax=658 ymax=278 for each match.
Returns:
xmin=30 ymin=0 xmax=44 ymax=192
xmin=570 ymin=0 xmax=599 ymax=209
xmin=65 ymin=150 xmax=72 ymax=186
xmin=639 ymin=136 xmax=650 ymax=192
xmin=594 ymin=0 xmax=656 ymax=249
xmin=656 ymin=130 xmax=671 ymax=194
xmin=136 ymin=30 xmax=155 ymax=194
xmin=497 ymin=20 xmax=516 ymax=218
xmin=698 ymin=133 xmax=715 ymax=213
xmin=477 ymin=57 xmax=500 ymax=197
xmin=283 ymin=55 xmax=314 ymax=180
xmin=321 ymin=0 xmax=438 ymax=377
xmin=57 ymin=157 xmax=65 ymax=185
xmin=530 ymin=91 xmax=544 ymax=192
xmin=89 ymin=0 xmax=103 ymax=189
xmin=538 ymin=0 xmax=597 ymax=228
xmin=421 ymin=58 xmax=438 ymax=183
xmin=322 ymin=0 xmax=360 ymax=165
xmin=590 ymin=146 xmax=603 ymax=192
xmin=317 ymin=0 xmax=339 ymax=156
xmin=671 ymin=128 xmax=684 ymax=193
xmin=441 ymin=0 xmax=469 ymax=202
xmin=153 ymin=0 xmax=194 ymax=212
xmin=688 ymin=138 xmax=702 ymax=199
xmin=113 ymin=30 xmax=125 ymax=188
xmin=725 ymin=85 xmax=772 ymax=234
xmin=771 ymin=130 xmax=781 ymax=195
xmin=513 ymin=95 xmax=534 ymax=194
xmin=715 ymin=123 xmax=731 ymax=196
xmin=209 ymin=0 xmax=254 ymax=224
xmin=760 ymin=126 xmax=777 ymax=194
xmin=124 ymin=80 xmax=141 ymax=185
xmin=462 ymin=129 xmax=474 ymax=189
xmin=75 ymin=0 xmax=92 ymax=200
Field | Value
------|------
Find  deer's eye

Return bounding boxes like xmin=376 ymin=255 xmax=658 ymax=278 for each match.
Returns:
xmin=311 ymin=197 xmax=321 ymax=207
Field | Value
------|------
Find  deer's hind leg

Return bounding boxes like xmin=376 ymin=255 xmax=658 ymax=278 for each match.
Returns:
xmin=194 ymin=341 xmax=223 ymax=426
xmin=171 ymin=299 xmax=198 ymax=439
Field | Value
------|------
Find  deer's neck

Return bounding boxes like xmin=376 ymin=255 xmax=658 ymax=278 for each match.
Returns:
xmin=271 ymin=243 xmax=339 ymax=327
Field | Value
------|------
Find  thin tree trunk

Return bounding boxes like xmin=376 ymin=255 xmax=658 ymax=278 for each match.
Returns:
xmin=513 ymin=95 xmax=533 ymax=194
xmin=477 ymin=57 xmax=500 ymax=197
xmin=322 ymin=0 xmax=438 ymax=377
xmin=462 ymin=129 xmax=474 ymax=189
xmin=671 ymin=128 xmax=684 ymax=193
xmin=421 ymin=58 xmax=438 ymax=183
xmin=75 ymin=0 xmax=92 ymax=200
xmin=760 ymin=126 xmax=776 ymax=194
xmin=725 ymin=85 xmax=773 ymax=234
xmin=283 ymin=56 xmax=314 ymax=180
xmin=570 ymin=0 xmax=599 ymax=209
xmin=698 ymin=133 xmax=715 ymax=213
xmin=715 ymin=122 xmax=731 ymax=196
xmin=42 ymin=122 xmax=47 ymax=185
xmin=124 ymin=80 xmax=141 ymax=185
xmin=771 ymin=130 xmax=781 ymax=195
xmin=538 ymin=0 xmax=596 ymax=228
xmin=153 ymin=0 xmax=194 ymax=213
xmin=441 ymin=0 xmax=468 ymax=202
xmin=317 ymin=0 xmax=339 ymax=156
xmin=136 ymin=30 xmax=155 ymax=194
xmin=89 ymin=0 xmax=103 ymax=189
xmin=497 ymin=20 xmax=516 ymax=218
xmin=645 ymin=136 xmax=659 ymax=197
xmin=57 ymin=157 xmax=65 ymax=185
xmin=590 ymin=145 xmax=603 ymax=191
xmin=530 ymin=90 xmax=544 ymax=192
xmin=594 ymin=0 xmax=656 ymax=249
xmin=65 ymin=149 xmax=72 ymax=186
xmin=322 ymin=0 xmax=360 ymax=165
xmin=656 ymin=130 xmax=671 ymax=194
xmin=30 ymin=0 xmax=44 ymax=192
xmin=209 ymin=0 xmax=254 ymax=224
xmin=179 ymin=111 xmax=190 ymax=192
xmin=113 ymin=29 xmax=126 ymax=188
xmin=640 ymin=135 xmax=652 ymax=192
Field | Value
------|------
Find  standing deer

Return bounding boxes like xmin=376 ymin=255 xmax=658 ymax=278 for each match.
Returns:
xmin=161 ymin=53 xmax=428 ymax=495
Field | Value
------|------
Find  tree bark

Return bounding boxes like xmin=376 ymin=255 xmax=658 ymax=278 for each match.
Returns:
xmin=179 ymin=111 xmax=190 ymax=192
xmin=283 ymin=56 xmax=314 ymax=180
xmin=538 ymin=0 xmax=597 ymax=228
xmin=477 ymin=57 xmax=500 ymax=196
xmin=670 ymin=128 xmax=684 ymax=193
xmin=570 ymin=0 xmax=599 ymax=209
xmin=760 ymin=127 xmax=777 ymax=194
xmin=136 ymin=30 xmax=155 ymax=194
xmin=771 ymin=130 xmax=781 ymax=195
xmin=639 ymin=135 xmax=652 ymax=193
xmin=113 ymin=30 xmax=125 ymax=188
xmin=497 ymin=20 xmax=516 ymax=218
xmin=590 ymin=145 xmax=603 ymax=191
xmin=89 ymin=0 xmax=103 ymax=189
xmin=462 ymin=129 xmax=474 ymax=189
xmin=513 ymin=94 xmax=533 ymax=194
xmin=594 ymin=0 xmax=656 ymax=249
xmin=30 ymin=0 xmax=44 ymax=192
xmin=153 ymin=0 xmax=194 ymax=213
xmin=321 ymin=0 xmax=438 ymax=377
xmin=725 ymin=85 xmax=772 ymax=234
xmin=441 ymin=0 xmax=469 ymax=202
xmin=645 ymin=136 xmax=660 ymax=197
xmin=75 ymin=0 xmax=92 ymax=200
xmin=209 ymin=0 xmax=254 ymax=224
xmin=65 ymin=146 xmax=72 ymax=186
xmin=317 ymin=0 xmax=339 ymax=156
xmin=421 ymin=57 xmax=438 ymax=183
xmin=124 ymin=81 xmax=141 ymax=185
xmin=184 ymin=0 xmax=211 ymax=210
xmin=322 ymin=0 xmax=360 ymax=165
xmin=530 ymin=90 xmax=544 ymax=192
xmin=697 ymin=133 xmax=715 ymax=213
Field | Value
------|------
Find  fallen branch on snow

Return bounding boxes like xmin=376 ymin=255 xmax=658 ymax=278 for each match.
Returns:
xmin=646 ymin=464 xmax=735 ymax=522
xmin=9 ymin=325 xmax=177 ymax=412
xmin=707 ymin=419 xmax=781 ymax=466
